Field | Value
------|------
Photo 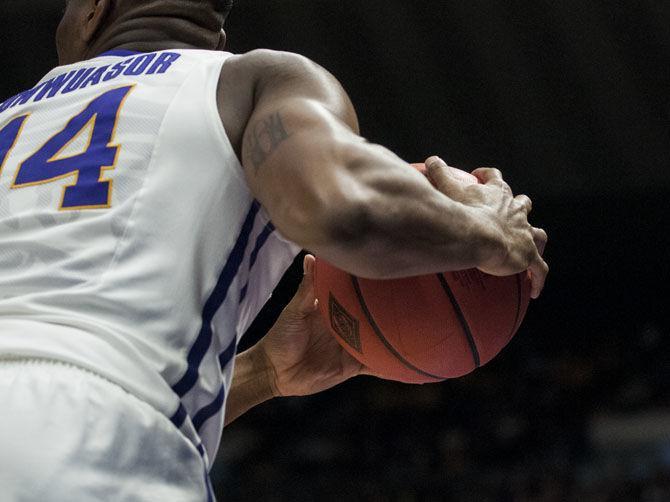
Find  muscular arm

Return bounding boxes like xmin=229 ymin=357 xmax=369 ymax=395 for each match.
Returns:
xmin=221 ymin=52 xmax=547 ymax=424
xmin=222 ymin=50 xmax=506 ymax=280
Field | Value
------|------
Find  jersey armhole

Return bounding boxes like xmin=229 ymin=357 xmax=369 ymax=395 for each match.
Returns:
xmin=204 ymin=53 xmax=301 ymax=250
xmin=257 ymin=204 xmax=303 ymax=249
xmin=202 ymin=53 xmax=247 ymax=187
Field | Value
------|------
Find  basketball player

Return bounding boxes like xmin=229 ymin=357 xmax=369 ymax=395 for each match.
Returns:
xmin=0 ymin=0 xmax=548 ymax=500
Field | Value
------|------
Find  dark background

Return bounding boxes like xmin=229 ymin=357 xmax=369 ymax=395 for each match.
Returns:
xmin=2 ymin=1 xmax=669 ymax=500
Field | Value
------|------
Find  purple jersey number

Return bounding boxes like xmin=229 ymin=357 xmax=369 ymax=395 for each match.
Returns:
xmin=1 ymin=85 xmax=134 ymax=210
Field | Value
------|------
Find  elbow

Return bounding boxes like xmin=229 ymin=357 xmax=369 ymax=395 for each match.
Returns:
xmin=324 ymin=195 xmax=376 ymax=248
xmin=315 ymin=194 xmax=394 ymax=280
xmin=271 ymin=190 xmax=375 ymax=250
xmin=281 ymin=193 xmax=383 ymax=279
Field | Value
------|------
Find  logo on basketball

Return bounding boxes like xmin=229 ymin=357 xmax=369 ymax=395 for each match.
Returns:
xmin=328 ymin=293 xmax=361 ymax=353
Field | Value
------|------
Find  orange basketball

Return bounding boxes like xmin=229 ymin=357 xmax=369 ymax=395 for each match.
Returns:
xmin=313 ymin=163 xmax=531 ymax=383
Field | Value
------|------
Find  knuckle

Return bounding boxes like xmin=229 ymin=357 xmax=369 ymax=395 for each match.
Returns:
xmin=535 ymin=260 xmax=549 ymax=278
xmin=474 ymin=167 xmax=500 ymax=178
xmin=477 ymin=166 xmax=501 ymax=176
xmin=426 ymin=158 xmax=445 ymax=173
xmin=517 ymin=194 xmax=532 ymax=206
xmin=523 ymin=248 xmax=536 ymax=267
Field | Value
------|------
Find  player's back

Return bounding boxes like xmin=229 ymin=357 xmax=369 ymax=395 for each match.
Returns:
xmin=0 ymin=49 xmax=301 ymax=462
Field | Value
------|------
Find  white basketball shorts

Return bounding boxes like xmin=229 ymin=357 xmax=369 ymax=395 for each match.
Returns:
xmin=0 ymin=358 xmax=215 ymax=502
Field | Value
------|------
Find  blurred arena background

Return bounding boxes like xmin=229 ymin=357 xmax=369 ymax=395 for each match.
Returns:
xmin=2 ymin=1 xmax=669 ymax=500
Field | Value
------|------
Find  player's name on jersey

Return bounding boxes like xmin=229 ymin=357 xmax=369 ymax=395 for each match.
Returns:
xmin=0 ymin=51 xmax=182 ymax=114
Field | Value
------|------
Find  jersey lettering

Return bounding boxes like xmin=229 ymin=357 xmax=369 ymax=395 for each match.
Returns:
xmin=0 ymin=52 xmax=181 ymax=113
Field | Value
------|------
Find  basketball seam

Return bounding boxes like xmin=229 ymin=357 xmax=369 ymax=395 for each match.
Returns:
xmin=350 ymin=276 xmax=445 ymax=381
xmin=509 ymin=273 xmax=523 ymax=341
xmin=437 ymin=274 xmax=481 ymax=368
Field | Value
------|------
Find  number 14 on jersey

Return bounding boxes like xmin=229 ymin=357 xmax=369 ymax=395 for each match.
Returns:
xmin=0 ymin=85 xmax=134 ymax=211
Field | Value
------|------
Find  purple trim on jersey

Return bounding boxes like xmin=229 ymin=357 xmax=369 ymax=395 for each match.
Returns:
xmin=249 ymin=222 xmax=275 ymax=269
xmin=172 ymin=200 xmax=261 ymax=397
xmin=238 ymin=222 xmax=276 ymax=304
xmin=191 ymin=338 xmax=237 ymax=433
xmin=188 ymin=338 xmax=238 ymax=433
xmin=96 ymin=49 xmax=144 ymax=58
xmin=169 ymin=402 xmax=188 ymax=429
xmin=193 ymin=386 xmax=226 ymax=431
xmin=239 ymin=284 xmax=248 ymax=304
xmin=205 ymin=468 xmax=214 ymax=502
xmin=194 ymin=443 xmax=215 ymax=500
xmin=218 ymin=337 xmax=237 ymax=369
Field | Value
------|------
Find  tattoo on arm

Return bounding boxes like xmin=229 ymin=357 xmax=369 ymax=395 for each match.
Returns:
xmin=246 ymin=111 xmax=291 ymax=170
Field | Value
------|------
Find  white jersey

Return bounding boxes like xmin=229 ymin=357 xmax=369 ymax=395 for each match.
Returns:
xmin=0 ymin=49 xmax=302 ymax=464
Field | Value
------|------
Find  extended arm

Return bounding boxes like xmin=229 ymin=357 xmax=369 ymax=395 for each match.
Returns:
xmin=222 ymin=52 xmax=548 ymax=425
xmin=224 ymin=50 xmax=545 ymax=286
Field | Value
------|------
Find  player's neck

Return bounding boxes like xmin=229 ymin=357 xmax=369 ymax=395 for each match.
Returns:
xmin=86 ymin=19 xmax=223 ymax=59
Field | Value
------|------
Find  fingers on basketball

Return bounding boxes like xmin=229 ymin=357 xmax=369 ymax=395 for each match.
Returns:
xmin=532 ymin=227 xmax=548 ymax=256
xmin=515 ymin=194 xmax=533 ymax=214
xmin=471 ymin=167 xmax=503 ymax=184
xmin=287 ymin=255 xmax=318 ymax=314
xmin=424 ymin=156 xmax=467 ymax=198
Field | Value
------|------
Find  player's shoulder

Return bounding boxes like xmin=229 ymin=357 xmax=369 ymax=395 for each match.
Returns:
xmin=230 ymin=48 xmax=307 ymax=64
xmin=223 ymin=49 xmax=329 ymax=85
xmin=216 ymin=49 xmax=356 ymax=154
xmin=215 ymin=50 xmax=318 ymax=158
xmin=217 ymin=50 xmax=317 ymax=100
xmin=225 ymin=49 xmax=352 ymax=119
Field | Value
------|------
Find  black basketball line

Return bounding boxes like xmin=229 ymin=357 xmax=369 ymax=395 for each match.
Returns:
xmin=437 ymin=274 xmax=481 ymax=368
xmin=508 ymin=273 xmax=523 ymax=341
xmin=350 ymin=276 xmax=445 ymax=381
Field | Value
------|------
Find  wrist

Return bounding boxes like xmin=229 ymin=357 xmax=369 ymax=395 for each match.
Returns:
xmin=472 ymin=210 xmax=508 ymax=272
xmin=242 ymin=344 xmax=280 ymax=399
xmin=224 ymin=346 xmax=279 ymax=427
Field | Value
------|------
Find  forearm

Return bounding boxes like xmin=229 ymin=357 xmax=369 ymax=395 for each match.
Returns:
xmin=235 ymin=50 xmax=511 ymax=281
xmin=315 ymin=145 xmax=504 ymax=279
xmin=360 ymin=193 xmax=500 ymax=279
xmin=224 ymin=347 xmax=277 ymax=427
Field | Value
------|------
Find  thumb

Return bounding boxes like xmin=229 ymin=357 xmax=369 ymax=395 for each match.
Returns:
xmin=286 ymin=254 xmax=319 ymax=315
xmin=425 ymin=156 xmax=468 ymax=202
